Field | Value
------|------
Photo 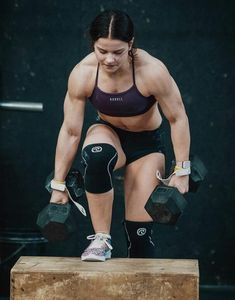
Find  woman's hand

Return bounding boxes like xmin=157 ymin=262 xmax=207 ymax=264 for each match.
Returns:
xmin=168 ymin=175 xmax=189 ymax=194
xmin=50 ymin=190 xmax=69 ymax=204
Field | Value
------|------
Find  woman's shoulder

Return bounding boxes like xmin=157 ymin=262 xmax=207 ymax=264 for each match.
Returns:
xmin=135 ymin=49 xmax=170 ymax=81
xmin=71 ymin=52 xmax=97 ymax=77
xmin=135 ymin=49 xmax=172 ymax=96
xmin=135 ymin=49 xmax=167 ymax=71
xmin=68 ymin=53 xmax=97 ymax=97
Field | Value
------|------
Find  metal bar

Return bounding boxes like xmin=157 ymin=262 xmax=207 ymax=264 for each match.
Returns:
xmin=0 ymin=101 xmax=43 ymax=112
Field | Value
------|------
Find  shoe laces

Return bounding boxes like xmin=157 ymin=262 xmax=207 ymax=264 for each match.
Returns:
xmin=86 ymin=233 xmax=113 ymax=250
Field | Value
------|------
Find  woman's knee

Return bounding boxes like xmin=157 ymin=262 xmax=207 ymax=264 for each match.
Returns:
xmin=84 ymin=124 xmax=116 ymax=145
xmin=83 ymin=124 xmax=126 ymax=169
xmin=81 ymin=143 xmax=118 ymax=193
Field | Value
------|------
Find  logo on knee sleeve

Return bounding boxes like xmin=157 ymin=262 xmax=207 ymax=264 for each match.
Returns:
xmin=137 ymin=228 xmax=147 ymax=236
xmin=91 ymin=146 xmax=102 ymax=153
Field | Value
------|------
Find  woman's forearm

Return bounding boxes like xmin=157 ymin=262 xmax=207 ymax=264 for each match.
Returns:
xmin=170 ymin=115 xmax=191 ymax=162
xmin=53 ymin=123 xmax=81 ymax=181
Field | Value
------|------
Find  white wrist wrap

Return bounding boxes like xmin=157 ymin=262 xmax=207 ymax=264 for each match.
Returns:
xmin=156 ymin=161 xmax=191 ymax=186
xmin=50 ymin=179 xmax=66 ymax=192
xmin=174 ymin=166 xmax=191 ymax=176
xmin=50 ymin=179 xmax=87 ymax=217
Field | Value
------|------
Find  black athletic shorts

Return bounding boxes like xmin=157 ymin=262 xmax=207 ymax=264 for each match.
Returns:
xmin=94 ymin=116 xmax=166 ymax=165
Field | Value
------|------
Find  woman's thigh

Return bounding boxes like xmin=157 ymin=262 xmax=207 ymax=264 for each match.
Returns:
xmin=82 ymin=124 xmax=126 ymax=169
xmin=124 ymin=152 xmax=165 ymax=221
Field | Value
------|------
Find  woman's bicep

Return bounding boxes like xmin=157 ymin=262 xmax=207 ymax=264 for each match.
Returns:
xmin=63 ymin=91 xmax=86 ymax=136
xmin=155 ymin=75 xmax=186 ymax=123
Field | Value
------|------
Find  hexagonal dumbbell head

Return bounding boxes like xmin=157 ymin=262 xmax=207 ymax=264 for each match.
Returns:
xmin=189 ymin=155 xmax=208 ymax=193
xmin=37 ymin=203 xmax=77 ymax=241
xmin=145 ymin=186 xmax=187 ymax=225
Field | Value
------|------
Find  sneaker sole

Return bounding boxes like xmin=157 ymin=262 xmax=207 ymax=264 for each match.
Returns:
xmin=81 ymin=251 xmax=111 ymax=262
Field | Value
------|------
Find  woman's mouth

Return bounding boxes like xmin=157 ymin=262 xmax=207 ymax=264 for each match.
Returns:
xmin=104 ymin=64 xmax=116 ymax=68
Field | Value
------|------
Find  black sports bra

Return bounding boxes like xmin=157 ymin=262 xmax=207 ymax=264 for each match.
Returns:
xmin=88 ymin=61 xmax=156 ymax=117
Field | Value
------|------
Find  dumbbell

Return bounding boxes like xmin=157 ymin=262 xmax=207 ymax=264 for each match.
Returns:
xmin=45 ymin=169 xmax=84 ymax=198
xmin=145 ymin=155 xmax=207 ymax=225
xmin=37 ymin=202 xmax=76 ymax=241
xmin=37 ymin=169 xmax=84 ymax=241
xmin=188 ymin=155 xmax=207 ymax=193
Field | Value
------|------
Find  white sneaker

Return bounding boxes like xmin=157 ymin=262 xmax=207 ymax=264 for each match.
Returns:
xmin=81 ymin=233 xmax=113 ymax=262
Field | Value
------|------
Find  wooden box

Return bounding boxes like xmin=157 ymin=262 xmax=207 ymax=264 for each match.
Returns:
xmin=11 ymin=256 xmax=199 ymax=300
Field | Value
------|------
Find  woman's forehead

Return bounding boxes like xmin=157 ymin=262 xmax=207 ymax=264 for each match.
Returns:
xmin=95 ymin=38 xmax=128 ymax=50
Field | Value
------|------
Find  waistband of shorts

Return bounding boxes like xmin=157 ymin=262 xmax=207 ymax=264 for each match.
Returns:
xmin=95 ymin=116 xmax=164 ymax=134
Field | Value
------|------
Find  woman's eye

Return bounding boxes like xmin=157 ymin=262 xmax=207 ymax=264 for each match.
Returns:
xmin=98 ymin=49 xmax=123 ymax=55
xmin=98 ymin=49 xmax=106 ymax=54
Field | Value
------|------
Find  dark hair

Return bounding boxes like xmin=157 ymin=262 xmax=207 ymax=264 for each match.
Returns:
xmin=89 ymin=10 xmax=134 ymax=45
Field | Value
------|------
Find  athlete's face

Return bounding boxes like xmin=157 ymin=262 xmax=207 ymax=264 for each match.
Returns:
xmin=94 ymin=38 xmax=132 ymax=72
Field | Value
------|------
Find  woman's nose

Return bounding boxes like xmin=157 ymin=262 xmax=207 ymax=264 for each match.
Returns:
xmin=105 ymin=53 xmax=115 ymax=64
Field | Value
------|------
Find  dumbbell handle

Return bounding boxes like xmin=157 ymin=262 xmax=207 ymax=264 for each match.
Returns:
xmin=157 ymin=155 xmax=207 ymax=193
xmin=156 ymin=168 xmax=190 ymax=186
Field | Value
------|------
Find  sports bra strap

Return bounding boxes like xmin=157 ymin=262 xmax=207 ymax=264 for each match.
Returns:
xmin=131 ymin=55 xmax=136 ymax=85
xmin=95 ymin=63 xmax=100 ymax=86
xmin=95 ymin=58 xmax=136 ymax=86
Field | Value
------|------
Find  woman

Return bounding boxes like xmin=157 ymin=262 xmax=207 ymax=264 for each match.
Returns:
xmin=50 ymin=9 xmax=190 ymax=261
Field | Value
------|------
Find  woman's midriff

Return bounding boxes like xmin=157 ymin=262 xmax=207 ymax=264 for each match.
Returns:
xmin=98 ymin=104 xmax=162 ymax=132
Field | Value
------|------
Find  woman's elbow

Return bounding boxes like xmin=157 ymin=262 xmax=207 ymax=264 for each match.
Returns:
xmin=62 ymin=122 xmax=82 ymax=141
xmin=168 ymin=112 xmax=189 ymax=126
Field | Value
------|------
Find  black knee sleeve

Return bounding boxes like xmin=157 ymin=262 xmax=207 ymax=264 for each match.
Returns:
xmin=124 ymin=220 xmax=156 ymax=258
xmin=82 ymin=143 xmax=118 ymax=193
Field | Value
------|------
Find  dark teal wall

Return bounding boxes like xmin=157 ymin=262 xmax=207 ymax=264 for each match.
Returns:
xmin=1 ymin=0 xmax=234 ymax=291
